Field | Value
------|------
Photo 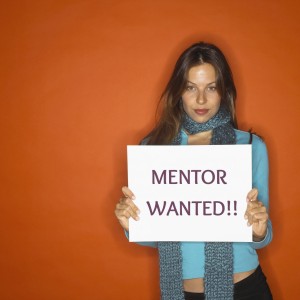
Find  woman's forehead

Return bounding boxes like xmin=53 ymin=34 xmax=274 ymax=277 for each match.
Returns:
xmin=186 ymin=64 xmax=217 ymax=84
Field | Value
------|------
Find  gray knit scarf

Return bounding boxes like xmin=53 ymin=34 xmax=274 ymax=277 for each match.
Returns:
xmin=158 ymin=105 xmax=236 ymax=300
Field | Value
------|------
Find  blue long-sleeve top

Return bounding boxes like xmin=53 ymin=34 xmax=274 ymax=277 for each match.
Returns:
xmin=125 ymin=129 xmax=272 ymax=278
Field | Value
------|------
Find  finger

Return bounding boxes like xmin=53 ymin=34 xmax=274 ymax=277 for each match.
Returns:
xmin=244 ymin=201 xmax=264 ymax=221
xmin=250 ymin=209 xmax=268 ymax=222
xmin=246 ymin=208 xmax=268 ymax=225
xmin=119 ymin=197 xmax=140 ymax=214
xmin=247 ymin=200 xmax=263 ymax=210
xmin=116 ymin=202 xmax=140 ymax=220
xmin=252 ymin=212 xmax=268 ymax=223
xmin=244 ymin=200 xmax=260 ymax=219
xmin=246 ymin=188 xmax=258 ymax=202
xmin=122 ymin=186 xmax=135 ymax=200
xmin=115 ymin=206 xmax=140 ymax=221
xmin=116 ymin=201 xmax=140 ymax=215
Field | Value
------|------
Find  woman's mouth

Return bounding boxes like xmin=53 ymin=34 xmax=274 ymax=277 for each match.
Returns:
xmin=194 ymin=109 xmax=209 ymax=115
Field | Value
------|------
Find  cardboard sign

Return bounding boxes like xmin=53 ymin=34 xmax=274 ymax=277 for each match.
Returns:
xmin=127 ymin=145 xmax=252 ymax=242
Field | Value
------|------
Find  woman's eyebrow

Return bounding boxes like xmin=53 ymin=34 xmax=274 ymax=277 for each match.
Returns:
xmin=207 ymin=81 xmax=217 ymax=86
xmin=186 ymin=80 xmax=197 ymax=85
xmin=186 ymin=80 xmax=217 ymax=85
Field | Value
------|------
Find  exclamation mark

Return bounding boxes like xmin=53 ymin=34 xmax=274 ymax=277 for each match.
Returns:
xmin=234 ymin=200 xmax=237 ymax=216
xmin=227 ymin=201 xmax=231 ymax=215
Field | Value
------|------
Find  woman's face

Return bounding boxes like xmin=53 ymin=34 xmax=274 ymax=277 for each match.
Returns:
xmin=181 ymin=63 xmax=221 ymax=123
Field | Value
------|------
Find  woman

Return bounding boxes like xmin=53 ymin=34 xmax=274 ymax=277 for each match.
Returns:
xmin=115 ymin=42 xmax=273 ymax=300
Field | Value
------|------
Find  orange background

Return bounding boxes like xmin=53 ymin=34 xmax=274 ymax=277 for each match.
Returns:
xmin=1 ymin=1 xmax=299 ymax=299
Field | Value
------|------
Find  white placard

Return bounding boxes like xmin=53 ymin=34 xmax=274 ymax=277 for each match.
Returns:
xmin=127 ymin=145 xmax=252 ymax=242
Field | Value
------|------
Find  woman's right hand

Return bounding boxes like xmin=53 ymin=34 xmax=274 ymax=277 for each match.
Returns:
xmin=114 ymin=186 xmax=140 ymax=232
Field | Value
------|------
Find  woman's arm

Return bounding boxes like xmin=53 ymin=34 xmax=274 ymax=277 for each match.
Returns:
xmin=245 ymin=135 xmax=273 ymax=249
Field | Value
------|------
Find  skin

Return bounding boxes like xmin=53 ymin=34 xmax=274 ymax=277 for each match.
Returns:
xmin=181 ymin=63 xmax=221 ymax=124
xmin=114 ymin=63 xmax=269 ymax=292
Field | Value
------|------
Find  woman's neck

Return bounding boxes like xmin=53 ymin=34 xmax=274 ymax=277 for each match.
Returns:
xmin=186 ymin=130 xmax=213 ymax=145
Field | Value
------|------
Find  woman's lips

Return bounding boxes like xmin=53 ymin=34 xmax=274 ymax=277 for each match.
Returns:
xmin=194 ymin=109 xmax=209 ymax=115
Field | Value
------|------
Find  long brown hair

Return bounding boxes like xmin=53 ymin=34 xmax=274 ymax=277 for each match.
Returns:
xmin=144 ymin=42 xmax=237 ymax=145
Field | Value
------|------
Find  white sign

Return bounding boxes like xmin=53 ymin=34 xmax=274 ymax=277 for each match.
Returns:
xmin=127 ymin=145 xmax=252 ymax=242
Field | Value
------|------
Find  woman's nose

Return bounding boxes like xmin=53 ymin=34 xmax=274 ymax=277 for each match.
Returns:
xmin=196 ymin=90 xmax=206 ymax=104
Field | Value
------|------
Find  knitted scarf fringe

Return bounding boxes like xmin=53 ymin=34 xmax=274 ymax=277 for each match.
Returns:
xmin=158 ymin=105 xmax=235 ymax=300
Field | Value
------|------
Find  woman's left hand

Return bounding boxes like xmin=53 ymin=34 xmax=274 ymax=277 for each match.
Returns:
xmin=244 ymin=188 xmax=268 ymax=241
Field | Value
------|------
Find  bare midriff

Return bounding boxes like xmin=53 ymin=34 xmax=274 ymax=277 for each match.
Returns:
xmin=183 ymin=269 xmax=256 ymax=293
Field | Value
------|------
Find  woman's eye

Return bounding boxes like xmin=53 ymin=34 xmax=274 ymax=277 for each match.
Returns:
xmin=186 ymin=85 xmax=196 ymax=92
xmin=207 ymin=86 xmax=217 ymax=92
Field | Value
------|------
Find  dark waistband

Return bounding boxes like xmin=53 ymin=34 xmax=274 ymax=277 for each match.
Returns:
xmin=234 ymin=265 xmax=265 ymax=289
xmin=184 ymin=265 xmax=266 ymax=299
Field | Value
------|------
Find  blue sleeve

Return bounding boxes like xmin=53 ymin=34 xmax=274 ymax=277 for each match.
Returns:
xmin=124 ymin=230 xmax=157 ymax=248
xmin=251 ymin=135 xmax=273 ymax=249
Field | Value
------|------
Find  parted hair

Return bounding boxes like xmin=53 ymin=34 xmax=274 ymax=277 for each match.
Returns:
xmin=144 ymin=42 xmax=237 ymax=145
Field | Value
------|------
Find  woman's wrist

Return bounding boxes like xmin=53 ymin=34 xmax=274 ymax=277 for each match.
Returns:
xmin=252 ymin=230 xmax=267 ymax=242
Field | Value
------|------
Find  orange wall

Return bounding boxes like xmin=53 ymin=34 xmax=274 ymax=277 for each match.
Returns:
xmin=1 ymin=1 xmax=299 ymax=299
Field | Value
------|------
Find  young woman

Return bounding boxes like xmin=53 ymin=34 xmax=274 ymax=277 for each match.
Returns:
xmin=115 ymin=42 xmax=273 ymax=300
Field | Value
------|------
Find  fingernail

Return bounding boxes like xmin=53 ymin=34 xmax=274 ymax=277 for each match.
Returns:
xmin=132 ymin=195 xmax=136 ymax=200
xmin=247 ymin=222 xmax=251 ymax=226
xmin=136 ymin=216 xmax=140 ymax=221
xmin=137 ymin=210 xmax=140 ymax=215
xmin=244 ymin=215 xmax=248 ymax=220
